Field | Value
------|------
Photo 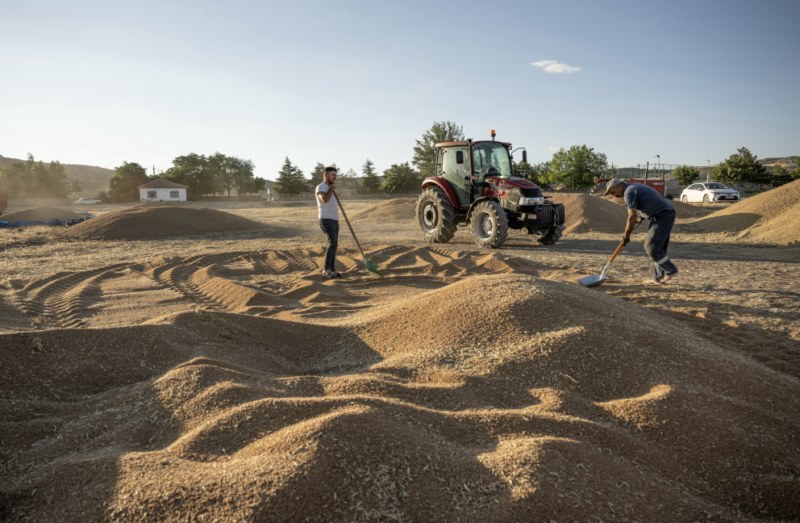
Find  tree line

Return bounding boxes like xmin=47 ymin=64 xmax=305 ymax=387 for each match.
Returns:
xmin=3 ymin=127 xmax=796 ymax=201
xmin=0 ymin=155 xmax=80 ymax=199
xmin=669 ymin=148 xmax=799 ymax=187
xmin=273 ymin=121 xmax=468 ymax=196
xmin=98 ymin=153 xmax=264 ymax=202
xmin=273 ymin=157 xmax=417 ymax=196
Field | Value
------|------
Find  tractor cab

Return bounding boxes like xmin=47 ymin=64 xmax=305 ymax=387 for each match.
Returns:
xmin=435 ymin=134 xmax=515 ymax=208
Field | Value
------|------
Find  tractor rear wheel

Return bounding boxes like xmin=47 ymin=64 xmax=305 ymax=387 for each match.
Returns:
xmin=416 ymin=186 xmax=457 ymax=243
xmin=471 ymin=200 xmax=508 ymax=248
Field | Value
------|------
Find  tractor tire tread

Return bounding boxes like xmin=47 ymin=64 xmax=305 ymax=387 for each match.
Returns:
xmin=416 ymin=186 xmax=458 ymax=243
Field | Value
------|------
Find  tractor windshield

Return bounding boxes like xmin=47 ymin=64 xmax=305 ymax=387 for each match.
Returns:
xmin=472 ymin=142 xmax=512 ymax=179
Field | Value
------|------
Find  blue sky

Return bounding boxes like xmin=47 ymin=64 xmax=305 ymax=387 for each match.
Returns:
xmin=1 ymin=0 xmax=798 ymax=180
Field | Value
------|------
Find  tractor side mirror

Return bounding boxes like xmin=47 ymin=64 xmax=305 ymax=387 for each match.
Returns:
xmin=522 ymin=150 xmax=527 ymax=164
xmin=456 ymin=151 xmax=464 ymax=164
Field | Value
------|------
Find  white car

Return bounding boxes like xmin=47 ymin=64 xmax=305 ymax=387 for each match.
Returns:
xmin=679 ymin=182 xmax=740 ymax=203
xmin=74 ymin=197 xmax=102 ymax=205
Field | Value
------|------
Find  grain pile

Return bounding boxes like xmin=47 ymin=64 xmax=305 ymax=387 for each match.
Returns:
xmin=668 ymin=198 xmax=714 ymax=218
xmin=0 ymin=207 xmax=85 ymax=222
xmin=60 ymin=206 xmax=266 ymax=241
xmin=689 ymin=180 xmax=800 ymax=244
xmin=350 ymin=198 xmax=416 ymax=222
xmin=545 ymin=193 xmax=627 ymax=234
xmin=2 ymin=268 xmax=798 ymax=521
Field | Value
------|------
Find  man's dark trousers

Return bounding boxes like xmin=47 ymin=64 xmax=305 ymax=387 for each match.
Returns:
xmin=320 ymin=218 xmax=339 ymax=273
xmin=645 ymin=209 xmax=678 ymax=281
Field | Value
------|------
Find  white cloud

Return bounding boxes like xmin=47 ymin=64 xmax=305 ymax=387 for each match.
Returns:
xmin=531 ymin=60 xmax=580 ymax=74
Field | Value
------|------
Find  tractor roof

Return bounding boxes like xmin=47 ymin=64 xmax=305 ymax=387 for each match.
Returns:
xmin=435 ymin=140 xmax=512 ymax=148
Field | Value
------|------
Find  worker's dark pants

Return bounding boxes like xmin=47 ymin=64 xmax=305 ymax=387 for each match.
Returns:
xmin=320 ymin=218 xmax=339 ymax=273
xmin=644 ymin=209 xmax=678 ymax=281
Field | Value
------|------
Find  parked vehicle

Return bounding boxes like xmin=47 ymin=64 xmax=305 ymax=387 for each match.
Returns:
xmin=415 ymin=130 xmax=565 ymax=248
xmin=74 ymin=197 xmax=102 ymax=205
xmin=680 ymin=182 xmax=740 ymax=203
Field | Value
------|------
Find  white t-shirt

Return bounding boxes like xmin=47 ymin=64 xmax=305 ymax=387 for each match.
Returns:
xmin=316 ymin=182 xmax=339 ymax=220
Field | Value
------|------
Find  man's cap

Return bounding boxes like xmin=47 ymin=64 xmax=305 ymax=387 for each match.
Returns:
xmin=602 ymin=178 xmax=625 ymax=195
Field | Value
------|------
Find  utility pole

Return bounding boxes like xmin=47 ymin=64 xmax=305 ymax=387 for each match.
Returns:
xmin=706 ymin=160 xmax=711 ymax=182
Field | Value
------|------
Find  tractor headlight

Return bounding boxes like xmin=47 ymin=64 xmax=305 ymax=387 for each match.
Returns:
xmin=519 ymin=196 xmax=544 ymax=206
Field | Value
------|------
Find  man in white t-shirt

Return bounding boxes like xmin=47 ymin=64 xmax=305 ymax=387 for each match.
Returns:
xmin=316 ymin=166 xmax=340 ymax=278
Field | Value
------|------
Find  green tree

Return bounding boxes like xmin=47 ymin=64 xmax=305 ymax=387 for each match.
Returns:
xmin=207 ymin=152 xmax=232 ymax=196
xmin=673 ymin=165 xmax=701 ymax=187
xmin=713 ymin=147 xmax=770 ymax=185
xmin=515 ymin=161 xmax=552 ymax=186
xmin=0 ymin=154 xmax=69 ymax=199
xmin=166 ymin=153 xmax=213 ymax=198
xmin=230 ymin=157 xmax=257 ymax=195
xmin=515 ymin=160 xmax=535 ymax=181
xmin=792 ymin=159 xmax=800 ymax=180
xmin=767 ymin=164 xmax=794 ymax=186
xmin=544 ymin=145 xmax=608 ymax=189
xmin=309 ymin=163 xmax=326 ymax=188
xmin=275 ymin=157 xmax=307 ymax=196
xmin=252 ymin=177 xmax=267 ymax=193
xmin=381 ymin=162 xmax=419 ymax=193
xmin=412 ymin=121 xmax=464 ymax=179
xmin=109 ymin=162 xmax=149 ymax=202
xmin=337 ymin=168 xmax=358 ymax=194
xmin=531 ymin=162 xmax=551 ymax=186
xmin=358 ymin=159 xmax=381 ymax=194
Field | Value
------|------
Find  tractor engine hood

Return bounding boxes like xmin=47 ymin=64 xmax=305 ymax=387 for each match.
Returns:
xmin=484 ymin=175 xmax=541 ymax=192
xmin=483 ymin=175 xmax=544 ymax=202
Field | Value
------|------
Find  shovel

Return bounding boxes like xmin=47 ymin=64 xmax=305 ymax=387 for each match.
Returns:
xmin=578 ymin=240 xmax=625 ymax=287
xmin=332 ymin=190 xmax=383 ymax=277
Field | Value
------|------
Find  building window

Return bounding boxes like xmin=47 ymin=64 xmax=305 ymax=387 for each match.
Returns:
xmin=147 ymin=190 xmax=157 ymax=198
xmin=170 ymin=190 xmax=180 ymax=199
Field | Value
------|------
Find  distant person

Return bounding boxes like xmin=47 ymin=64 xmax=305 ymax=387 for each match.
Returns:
xmin=316 ymin=166 xmax=341 ymax=278
xmin=603 ymin=178 xmax=678 ymax=284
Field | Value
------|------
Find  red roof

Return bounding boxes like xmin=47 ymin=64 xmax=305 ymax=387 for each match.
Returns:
xmin=138 ymin=178 xmax=188 ymax=189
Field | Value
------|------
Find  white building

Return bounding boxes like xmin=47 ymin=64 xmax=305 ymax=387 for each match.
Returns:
xmin=138 ymin=179 xmax=188 ymax=202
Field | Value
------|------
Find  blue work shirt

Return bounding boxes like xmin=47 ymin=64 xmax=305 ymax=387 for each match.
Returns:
xmin=623 ymin=183 xmax=673 ymax=218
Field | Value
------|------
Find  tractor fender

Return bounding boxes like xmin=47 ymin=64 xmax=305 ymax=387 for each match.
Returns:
xmin=466 ymin=196 xmax=500 ymax=223
xmin=421 ymin=177 xmax=459 ymax=209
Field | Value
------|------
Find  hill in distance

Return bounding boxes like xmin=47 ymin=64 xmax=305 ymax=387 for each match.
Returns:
xmin=0 ymin=154 xmax=115 ymax=197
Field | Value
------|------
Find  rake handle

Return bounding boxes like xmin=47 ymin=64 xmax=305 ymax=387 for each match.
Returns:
xmin=331 ymin=189 xmax=366 ymax=258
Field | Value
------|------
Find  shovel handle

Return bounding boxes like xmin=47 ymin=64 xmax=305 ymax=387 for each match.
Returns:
xmin=331 ymin=189 xmax=366 ymax=258
xmin=608 ymin=241 xmax=626 ymax=264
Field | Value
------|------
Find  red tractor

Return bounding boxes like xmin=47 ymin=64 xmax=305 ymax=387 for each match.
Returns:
xmin=415 ymin=131 xmax=564 ymax=248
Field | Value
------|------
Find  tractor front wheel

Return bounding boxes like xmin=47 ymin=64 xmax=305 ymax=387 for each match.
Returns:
xmin=471 ymin=200 xmax=508 ymax=248
xmin=536 ymin=225 xmax=563 ymax=245
xmin=416 ymin=186 xmax=457 ymax=243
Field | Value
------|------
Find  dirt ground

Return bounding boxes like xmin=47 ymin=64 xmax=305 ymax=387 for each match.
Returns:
xmin=1 ymin=195 xmax=799 ymax=521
